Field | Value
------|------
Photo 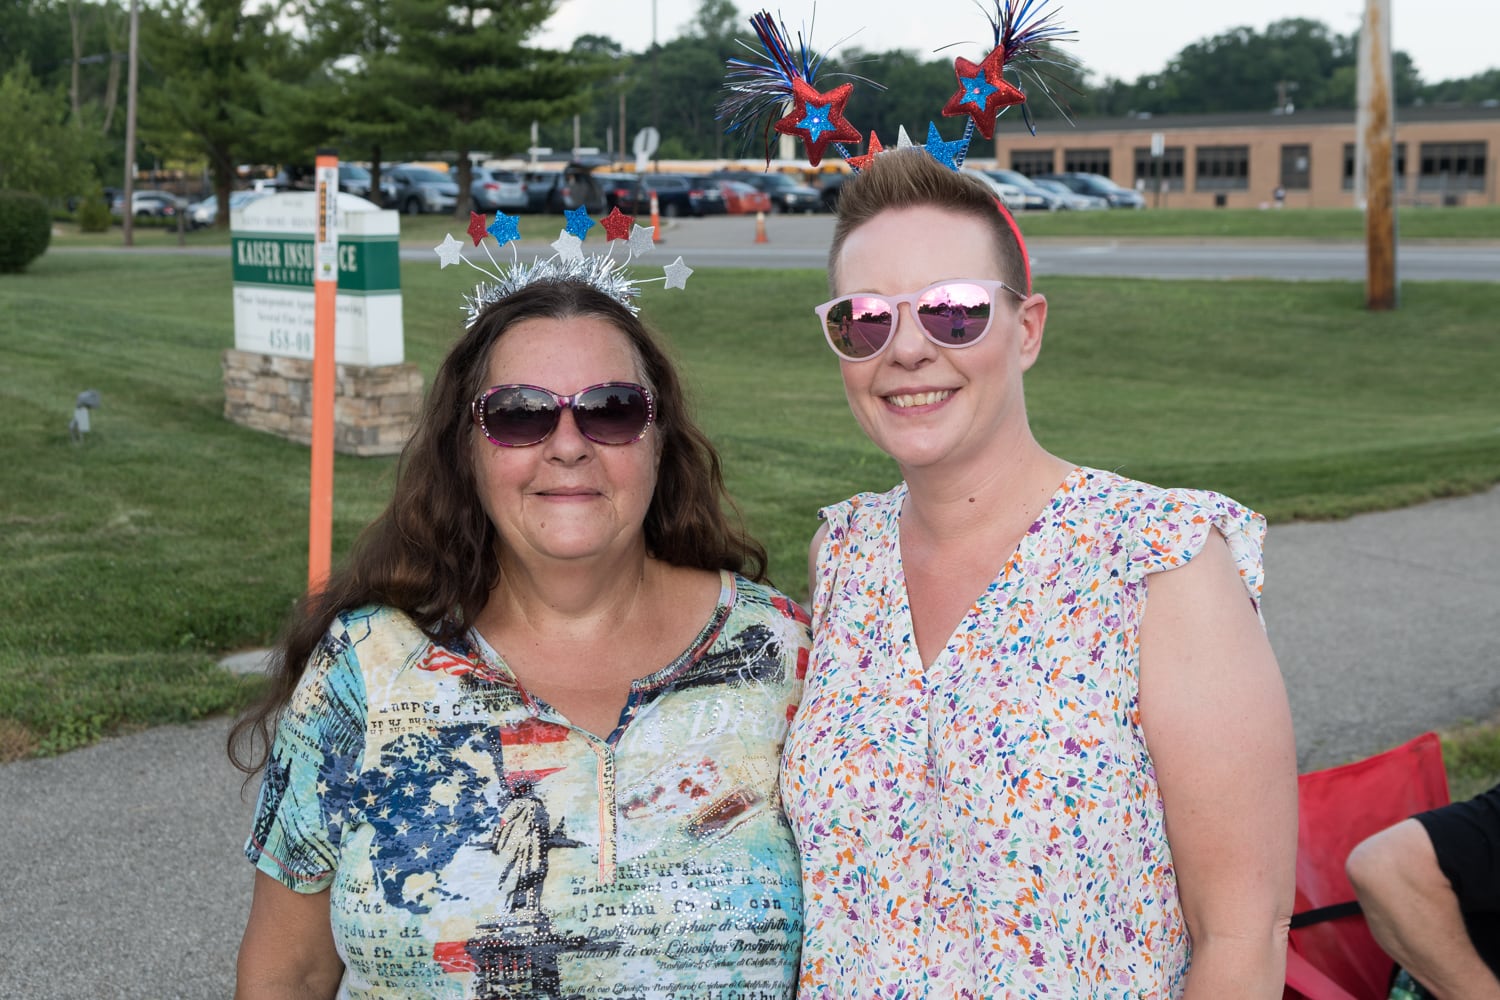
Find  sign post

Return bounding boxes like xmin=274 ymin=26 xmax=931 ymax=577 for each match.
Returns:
xmin=633 ymin=127 xmax=660 ymax=174
xmin=309 ymin=149 xmax=339 ymax=590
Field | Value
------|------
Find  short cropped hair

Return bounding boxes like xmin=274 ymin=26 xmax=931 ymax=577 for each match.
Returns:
xmin=828 ymin=148 xmax=1029 ymax=294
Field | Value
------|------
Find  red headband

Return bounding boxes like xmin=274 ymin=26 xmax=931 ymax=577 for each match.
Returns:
xmin=993 ymin=197 xmax=1031 ymax=294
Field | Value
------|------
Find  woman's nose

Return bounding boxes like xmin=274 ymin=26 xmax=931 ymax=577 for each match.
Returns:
xmin=883 ymin=302 xmax=936 ymax=365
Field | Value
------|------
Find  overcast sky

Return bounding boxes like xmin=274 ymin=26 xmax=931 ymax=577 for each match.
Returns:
xmin=533 ymin=0 xmax=1496 ymax=86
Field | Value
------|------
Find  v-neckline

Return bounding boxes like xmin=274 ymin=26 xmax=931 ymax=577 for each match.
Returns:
xmin=891 ymin=467 xmax=1083 ymax=672
xmin=467 ymin=570 xmax=736 ymax=746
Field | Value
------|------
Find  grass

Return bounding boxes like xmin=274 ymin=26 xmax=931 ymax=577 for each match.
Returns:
xmin=2 ymin=254 xmax=1498 ymax=764
xmin=1012 ymin=204 xmax=1500 ymax=240
xmin=1442 ymin=712 xmax=1500 ymax=802
xmin=46 ymin=202 xmax=1500 ymax=251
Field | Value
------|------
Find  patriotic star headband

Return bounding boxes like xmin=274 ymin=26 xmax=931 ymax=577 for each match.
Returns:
xmin=719 ymin=1 xmax=1078 ymax=173
xmin=434 ymin=205 xmax=693 ymax=327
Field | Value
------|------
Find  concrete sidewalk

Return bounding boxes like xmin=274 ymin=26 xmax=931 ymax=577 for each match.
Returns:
xmin=2 ymin=486 xmax=1497 ymax=998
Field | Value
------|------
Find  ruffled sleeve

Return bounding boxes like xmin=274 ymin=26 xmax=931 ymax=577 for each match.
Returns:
xmin=1125 ymin=486 xmax=1267 ymax=613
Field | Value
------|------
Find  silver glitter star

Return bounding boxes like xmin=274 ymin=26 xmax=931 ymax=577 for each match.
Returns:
xmin=628 ymin=223 xmax=656 ymax=256
xmin=896 ymin=125 xmax=916 ymax=150
xmin=551 ymin=231 xmax=584 ymax=261
xmin=663 ymin=256 xmax=694 ymax=290
xmin=434 ymin=233 xmax=464 ymax=268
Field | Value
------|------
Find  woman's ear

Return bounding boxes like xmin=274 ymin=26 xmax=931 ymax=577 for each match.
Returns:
xmin=1017 ymin=293 xmax=1048 ymax=372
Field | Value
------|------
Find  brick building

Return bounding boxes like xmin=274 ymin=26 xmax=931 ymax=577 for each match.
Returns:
xmin=984 ymin=105 xmax=1498 ymax=209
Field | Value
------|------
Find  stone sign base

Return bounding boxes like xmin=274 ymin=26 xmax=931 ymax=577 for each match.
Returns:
xmin=222 ymin=349 xmax=424 ymax=456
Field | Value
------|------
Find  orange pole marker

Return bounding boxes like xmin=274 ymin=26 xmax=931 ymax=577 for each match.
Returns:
xmin=649 ymin=191 xmax=662 ymax=242
xmin=754 ymin=210 xmax=768 ymax=244
xmin=308 ymin=149 xmax=339 ymax=592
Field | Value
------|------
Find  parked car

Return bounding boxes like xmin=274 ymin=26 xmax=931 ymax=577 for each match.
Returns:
xmin=535 ymin=163 xmax=607 ymax=214
xmin=960 ymin=168 xmax=1028 ymax=211
xmin=683 ymin=176 xmax=727 ymax=216
xmin=111 ymin=189 xmax=189 ymax=221
xmin=983 ymin=169 xmax=1060 ymax=211
xmin=460 ymin=166 xmax=529 ymax=213
xmin=716 ymin=171 xmax=822 ymax=213
xmin=190 ymin=188 xmax=271 ymax=227
xmin=816 ymin=172 xmax=847 ymax=212
xmin=1035 ymin=172 xmax=1146 ymax=209
xmin=337 ymin=164 xmax=374 ymax=197
xmin=617 ymin=174 xmax=725 ymax=218
xmin=386 ymin=164 xmax=460 ymax=215
xmin=597 ymin=173 xmax=640 ymax=212
xmin=1029 ymin=176 xmax=1109 ymax=210
xmin=716 ymin=178 xmax=773 ymax=215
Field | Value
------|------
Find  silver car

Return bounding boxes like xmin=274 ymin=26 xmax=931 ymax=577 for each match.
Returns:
xmin=387 ymin=164 xmax=460 ymax=215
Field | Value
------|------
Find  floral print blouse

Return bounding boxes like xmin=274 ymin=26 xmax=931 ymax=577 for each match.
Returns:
xmin=783 ymin=467 xmax=1266 ymax=999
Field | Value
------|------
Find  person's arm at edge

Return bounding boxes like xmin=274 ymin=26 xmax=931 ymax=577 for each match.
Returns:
xmin=235 ymin=871 xmax=343 ymax=1000
xmin=1138 ymin=530 xmax=1298 ymax=999
xmin=1347 ymin=818 xmax=1500 ymax=1000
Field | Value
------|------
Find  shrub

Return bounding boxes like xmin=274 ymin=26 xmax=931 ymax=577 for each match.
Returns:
xmin=77 ymin=191 xmax=112 ymax=233
xmin=0 ymin=190 xmax=51 ymax=272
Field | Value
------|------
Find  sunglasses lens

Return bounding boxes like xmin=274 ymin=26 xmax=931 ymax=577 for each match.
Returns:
xmin=915 ymin=282 xmax=994 ymax=346
xmin=573 ymin=384 xmax=651 ymax=444
xmin=825 ymin=295 xmax=895 ymax=360
xmin=481 ymin=386 xmax=560 ymax=446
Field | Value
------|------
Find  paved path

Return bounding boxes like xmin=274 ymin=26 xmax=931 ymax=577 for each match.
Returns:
xmin=3 ymin=487 xmax=1497 ymax=997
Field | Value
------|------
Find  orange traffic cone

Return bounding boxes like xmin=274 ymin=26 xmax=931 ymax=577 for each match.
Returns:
xmin=754 ymin=210 xmax=768 ymax=244
xmin=649 ymin=191 xmax=662 ymax=242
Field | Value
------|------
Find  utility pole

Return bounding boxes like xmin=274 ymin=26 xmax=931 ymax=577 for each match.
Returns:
xmin=1357 ymin=0 xmax=1398 ymax=310
xmin=122 ymin=0 xmax=139 ymax=247
xmin=650 ymin=0 xmax=659 ymax=173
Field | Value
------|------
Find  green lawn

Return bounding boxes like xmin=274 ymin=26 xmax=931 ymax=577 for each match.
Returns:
xmin=2 ymin=253 xmax=1497 ymax=760
xmin=1018 ymin=203 xmax=1500 ymax=240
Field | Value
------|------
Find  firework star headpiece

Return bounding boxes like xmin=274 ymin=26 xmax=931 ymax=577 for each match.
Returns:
xmin=719 ymin=1 xmax=1079 ymax=174
xmin=434 ymin=204 xmax=694 ymax=327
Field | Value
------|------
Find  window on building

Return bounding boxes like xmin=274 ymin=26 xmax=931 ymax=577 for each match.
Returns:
xmin=1280 ymin=144 xmax=1311 ymax=191
xmin=1418 ymin=141 xmax=1487 ymax=192
xmin=1195 ymin=145 xmax=1250 ymax=191
xmin=1134 ymin=146 xmax=1185 ymax=192
xmin=1010 ymin=150 xmax=1055 ymax=177
xmin=1343 ymin=143 xmax=1409 ymax=191
xmin=1063 ymin=148 xmax=1111 ymax=177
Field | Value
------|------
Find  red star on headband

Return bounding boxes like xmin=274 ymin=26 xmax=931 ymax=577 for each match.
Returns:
xmin=941 ymin=48 xmax=1026 ymax=140
xmin=773 ymin=78 xmax=862 ymax=168
xmin=600 ymin=206 xmax=636 ymax=242
xmin=848 ymin=131 xmax=886 ymax=172
xmin=466 ymin=211 xmax=489 ymax=246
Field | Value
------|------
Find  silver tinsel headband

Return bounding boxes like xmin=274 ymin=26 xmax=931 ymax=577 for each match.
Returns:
xmin=434 ymin=203 xmax=693 ymax=326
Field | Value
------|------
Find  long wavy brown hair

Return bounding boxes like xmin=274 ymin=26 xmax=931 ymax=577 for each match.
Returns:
xmin=229 ymin=280 xmax=768 ymax=774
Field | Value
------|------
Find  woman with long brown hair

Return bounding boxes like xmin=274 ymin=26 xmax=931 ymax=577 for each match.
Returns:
xmin=231 ymin=279 xmax=808 ymax=999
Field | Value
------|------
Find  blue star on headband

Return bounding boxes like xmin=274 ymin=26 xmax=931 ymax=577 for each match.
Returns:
xmin=563 ymin=206 xmax=595 ymax=240
xmin=923 ymin=121 xmax=970 ymax=171
xmin=959 ymin=71 xmax=999 ymax=108
xmin=487 ymin=212 xmax=521 ymax=246
xmin=798 ymin=102 xmax=835 ymax=142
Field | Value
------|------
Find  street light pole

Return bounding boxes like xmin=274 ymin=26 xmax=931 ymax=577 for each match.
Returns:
xmin=122 ymin=0 xmax=139 ymax=247
xmin=650 ymin=0 xmax=659 ymax=173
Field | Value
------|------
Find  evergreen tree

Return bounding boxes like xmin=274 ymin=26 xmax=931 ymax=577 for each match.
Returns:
xmin=374 ymin=0 xmax=597 ymax=215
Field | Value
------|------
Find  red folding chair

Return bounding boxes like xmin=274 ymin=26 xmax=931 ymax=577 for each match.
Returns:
xmin=1284 ymin=731 xmax=1450 ymax=1000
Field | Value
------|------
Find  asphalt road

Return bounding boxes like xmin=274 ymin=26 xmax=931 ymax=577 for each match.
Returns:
xmin=3 ymin=486 xmax=1497 ymax=998
xmin=73 ymin=214 xmax=1500 ymax=281
xmin=408 ymin=214 xmax=1500 ymax=280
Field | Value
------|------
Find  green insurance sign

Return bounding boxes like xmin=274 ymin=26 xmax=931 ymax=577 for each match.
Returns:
xmin=231 ymin=192 xmax=406 ymax=367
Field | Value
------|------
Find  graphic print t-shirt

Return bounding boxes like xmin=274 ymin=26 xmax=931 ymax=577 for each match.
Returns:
xmin=246 ymin=572 xmax=809 ymax=999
